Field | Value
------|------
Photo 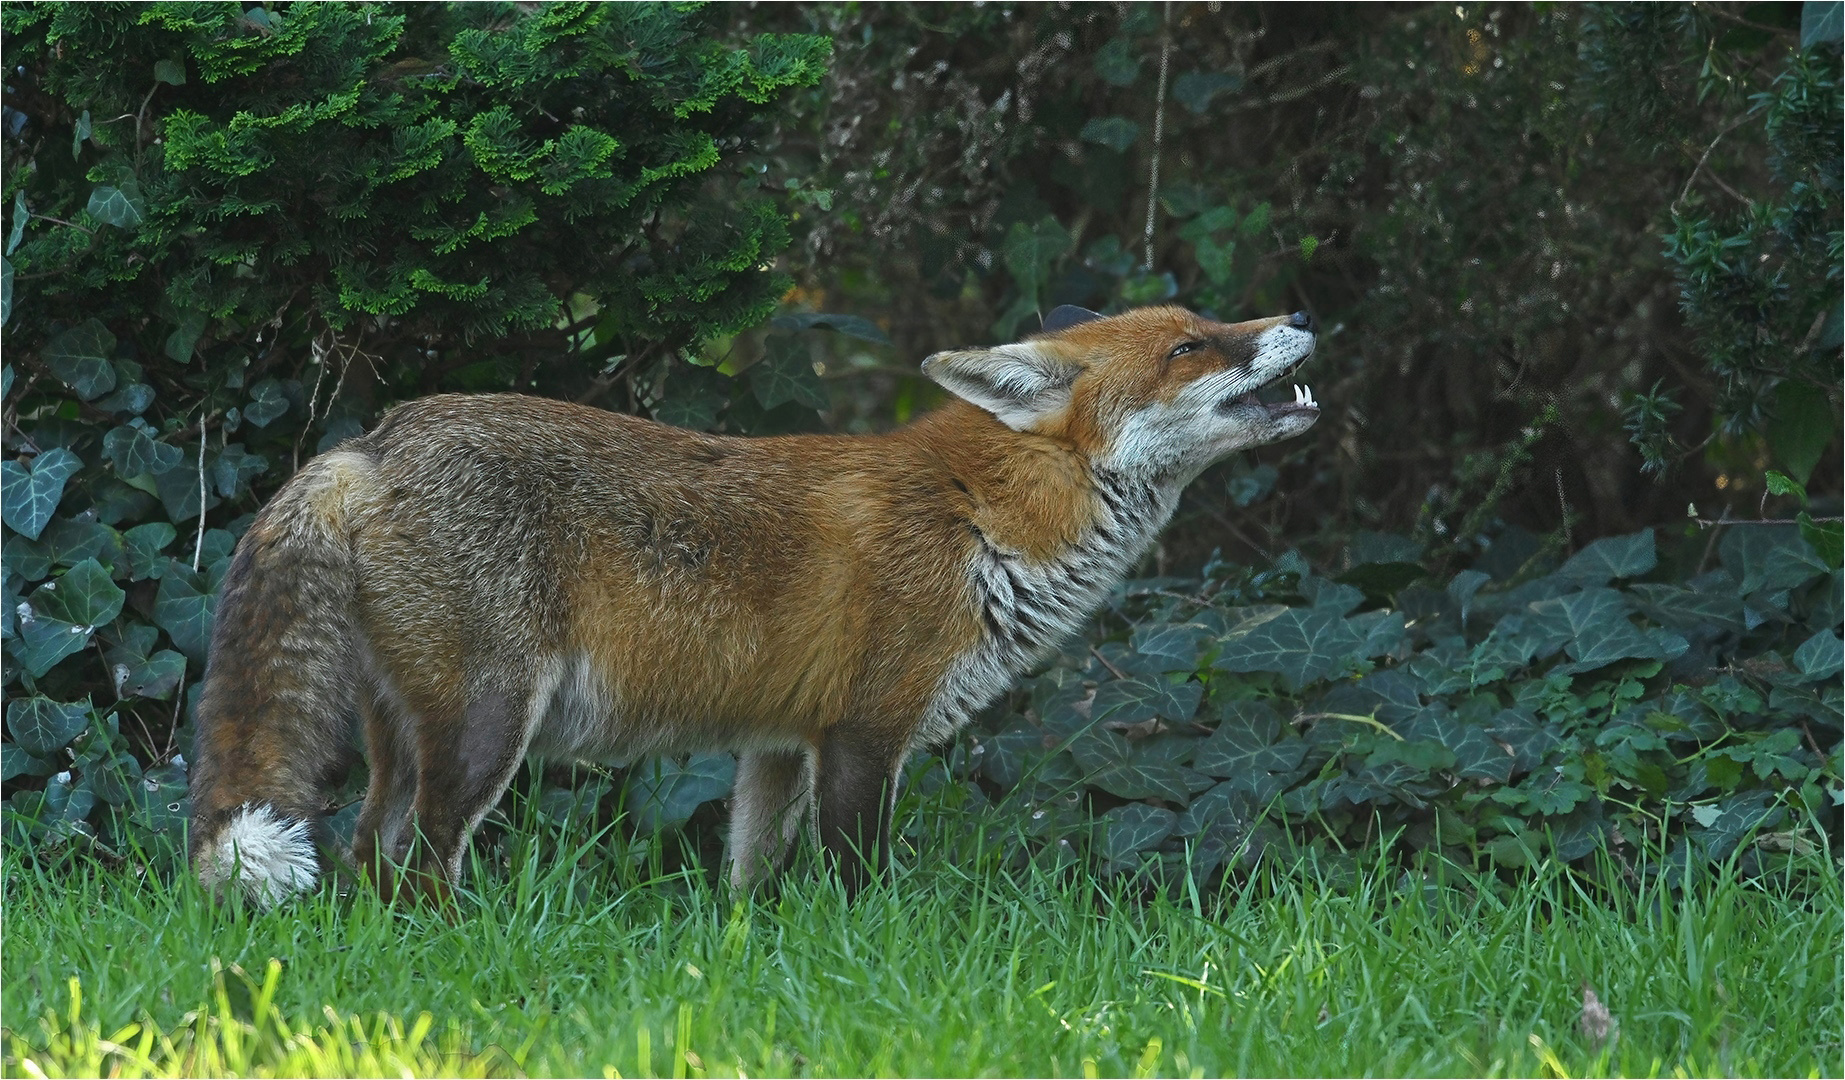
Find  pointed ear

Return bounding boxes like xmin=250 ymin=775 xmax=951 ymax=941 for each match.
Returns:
xmin=920 ymin=343 xmax=1081 ymax=431
xmin=1040 ymin=305 xmax=1104 ymax=334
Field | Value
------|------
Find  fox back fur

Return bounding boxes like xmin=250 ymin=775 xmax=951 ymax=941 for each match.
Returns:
xmin=188 ymin=304 xmax=1321 ymax=905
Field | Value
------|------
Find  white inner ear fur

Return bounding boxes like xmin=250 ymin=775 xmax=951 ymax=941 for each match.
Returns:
xmin=921 ymin=342 xmax=1081 ymax=431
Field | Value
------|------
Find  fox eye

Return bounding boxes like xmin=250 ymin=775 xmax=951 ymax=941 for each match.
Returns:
xmin=1167 ymin=341 xmax=1205 ymax=359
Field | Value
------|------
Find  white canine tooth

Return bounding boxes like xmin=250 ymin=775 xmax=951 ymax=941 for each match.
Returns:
xmin=1293 ymin=384 xmax=1303 ymax=405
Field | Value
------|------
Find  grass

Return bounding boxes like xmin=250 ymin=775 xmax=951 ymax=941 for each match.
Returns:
xmin=2 ymin=794 xmax=1840 ymax=1078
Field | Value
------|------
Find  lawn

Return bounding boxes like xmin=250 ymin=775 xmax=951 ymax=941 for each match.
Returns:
xmin=3 ymin=798 xmax=1840 ymax=1079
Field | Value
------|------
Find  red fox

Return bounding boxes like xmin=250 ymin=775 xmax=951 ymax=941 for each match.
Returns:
xmin=188 ymin=304 xmax=1320 ymax=905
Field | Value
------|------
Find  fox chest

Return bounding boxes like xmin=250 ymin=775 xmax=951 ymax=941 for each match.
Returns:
xmin=916 ymin=474 xmax=1171 ymax=746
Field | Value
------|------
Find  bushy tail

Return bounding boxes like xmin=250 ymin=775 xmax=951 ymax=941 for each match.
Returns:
xmin=188 ymin=450 xmax=375 ymax=907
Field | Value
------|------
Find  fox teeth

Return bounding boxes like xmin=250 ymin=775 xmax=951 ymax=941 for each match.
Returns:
xmin=1293 ymin=383 xmax=1316 ymax=408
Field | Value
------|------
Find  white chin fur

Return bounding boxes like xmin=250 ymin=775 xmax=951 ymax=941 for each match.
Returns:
xmin=198 ymin=804 xmax=318 ymax=908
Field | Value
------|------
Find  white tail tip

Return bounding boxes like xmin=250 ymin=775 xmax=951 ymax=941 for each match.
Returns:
xmin=197 ymin=804 xmax=318 ymax=908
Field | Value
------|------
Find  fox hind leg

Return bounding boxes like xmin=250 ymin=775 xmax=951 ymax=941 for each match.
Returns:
xmin=401 ymin=687 xmax=535 ymax=902
xmin=727 ymin=748 xmax=816 ymax=889
xmin=351 ymin=686 xmax=418 ymax=890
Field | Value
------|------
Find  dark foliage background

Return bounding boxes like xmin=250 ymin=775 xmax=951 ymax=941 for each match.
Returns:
xmin=3 ymin=1 xmax=1839 ymax=886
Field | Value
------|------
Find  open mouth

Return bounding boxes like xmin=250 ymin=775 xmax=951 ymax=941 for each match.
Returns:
xmin=1221 ymin=356 xmax=1319 ymax=416
xmin=1226 ymin=383 xmax=1319 ymax=416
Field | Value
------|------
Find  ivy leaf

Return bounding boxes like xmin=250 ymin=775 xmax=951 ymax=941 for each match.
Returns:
xmin=624 ymin=753 xmax=735 ymax=832
xmin=96 ymin=382 xmax=157 ymax=415
xmin=243 ymin=378 xmax=291 ymax=427
xmin=1693 ymin=790 xmax=1786 ymax=860
xmin=1214 ymin=606 xmax=1368 ymax=690
xmin=653 ymin=365 xmax=732 ymax=431
xmin=1629 ymin=583 xmax=1746 ymax=634
xmin=1079 ymin=116 xmax=1141 ymax=152
xmin=128 ymin=762 xmax=190 ymax=833
xmin=86 ymin=182 xmax=146 ymax=229
xmin=1797 ymin=511 xmax=1843 ymax=569
xmin=1767 ymin=380 xmax=1835 ymax=486
xmin=4 ymin=535 xmax=50 ymax=586
xmin=1516 ymin=772 xmax=1592 ymax=816
xmin=1486 ymin=707 xmax=1558 ymax=775
xmin=1 ymin=447 xmax=83 ymax=540
xmin=1092 ymin=36 xmax=1141 ymax=86
xmin=1804 ymin=0 xmax=1844 ymax=46
xmin=153 ymin=450 xmax=218 ymax=524
xmin=122 ymin=523 xmax=177 ymax=581
xmin=39 ymin=517 xmax=122 ymax=572
xmin=5 ymin=696 xmax=90 ymax=758
xmin=104 ymin=628 xmax=187 ymax=700
xmin=1192 ymin=701 xmax=1308 ymax=802
xmin=42 ymin=319 xmax=118 ymax=400
xmin=1173 ymin=70 xmax=1243 ymax=114
xmin=88 ymin=749 xmax=143 ymax=806
xmin=153 ymin=560 xmax=222 ymax=663
xmin=1351 ymin=609 xmax=1406 ymax=658
xmin=210 ymin=444 xmax=268 ymax=499
xmin=749 ymin=335 xmax=828 ymax=411
xmin=979 ymin=722 xmax=1053 ymax=791
xmin=1554 ymin=529 xmax=1656 ymax=584
xmin=1068 ymin=728 xmax=1208 ymax=803
xmin=8 ymin=192 xmax=27 ymax=254
xmin=1 ymin=742 xmax=46 ymax=783
xmin=70 ymin=110 xmax=90 ymax=160
xmin=153 ymin=58 xmax=187 ymax=85
xmin=1520 ymin=588 xmax=1673 ymax=670
xmin=164 ymin=312 xmax=208 ymax=363
xmin=1764 ymin=469 xmax=1808 ymax=504
xmin=1397 ymin=704 xmax=1513 ymax=783
xmin=1128 ymin=622 xmax=1212 ymax=671
xmin=1335 ymin=561 xmax=1423 ymax=601
xmin=1098 ymin=803 xmax=1176 ymax=871
xmin=1792 ymin=629 xmax=1844 ymax=682
xmin=1 ymin=256 xmax=12 ymax=328
xmin=537 ymin=776 xmax=611 ymax=826
xmin=1301 ymin=575 xmax=1365 ymax=613
xmin=13 ymin=560 xmax=126 ymax=677
xmin=1447 ymin=568 xmax=1491 ymax=626
xmin=103 ymin=424 xmax=184 ymax=478
xmin=1719 ymin=524 xmax=1827 ymax=596
xmin=1091 ymin=676 xmax=1202 ymax=724
xmin=1002 ymin=216 xmax=1072 ymax=303
xmin=1559 ymin=622 xmax=1686 ymax=674
xmin=769 ymin=312 xmax=892 ymax=345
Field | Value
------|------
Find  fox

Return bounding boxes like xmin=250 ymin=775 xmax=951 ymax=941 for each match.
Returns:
xmin=187 ymin=303 xmax=1321 ymax=906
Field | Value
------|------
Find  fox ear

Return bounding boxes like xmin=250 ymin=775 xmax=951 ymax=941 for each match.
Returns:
xmin=921 ymin=343 xmax=1081 ymax=431
xmin=1040 ymin=305 xmax=1104 ymax=334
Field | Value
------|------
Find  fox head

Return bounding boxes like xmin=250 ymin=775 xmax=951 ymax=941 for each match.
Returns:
xmin=921 ymin=304 xmax=1320 ymax=482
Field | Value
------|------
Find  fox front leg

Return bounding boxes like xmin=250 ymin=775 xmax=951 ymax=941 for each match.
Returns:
xmin=815 ymin=726 xmax=908 ymax=898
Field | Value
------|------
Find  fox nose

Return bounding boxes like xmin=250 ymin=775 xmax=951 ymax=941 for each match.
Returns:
xmin=1288 ymin=310 xmax=1317 ymax=333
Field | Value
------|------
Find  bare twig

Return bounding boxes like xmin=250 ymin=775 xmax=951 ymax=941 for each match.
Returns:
xmin=1693 ymin=514 xmax=1841 ymax=527
xmin=1692 ymin=3 xmax=1802 ymax=37
xmin=192 ymin=416 xmax=207 ymax=571
xmin=1673 ymin=113 xmax=1755 ymax=213
xmin=1243 ymin=38 xmax=1342 ymax=84
xmin=1088 ymin=645 xmax=1129 ymax=682
xmin=1555 ymin=468 xmax=1572 ymax=547
xmin=29 ymin=213 xmax=96 ymax=237
xmin=1142 ymin=1 xmax=1172 ymax=271
xmin=1223 ymin=65 xmax=1353 ymax=114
